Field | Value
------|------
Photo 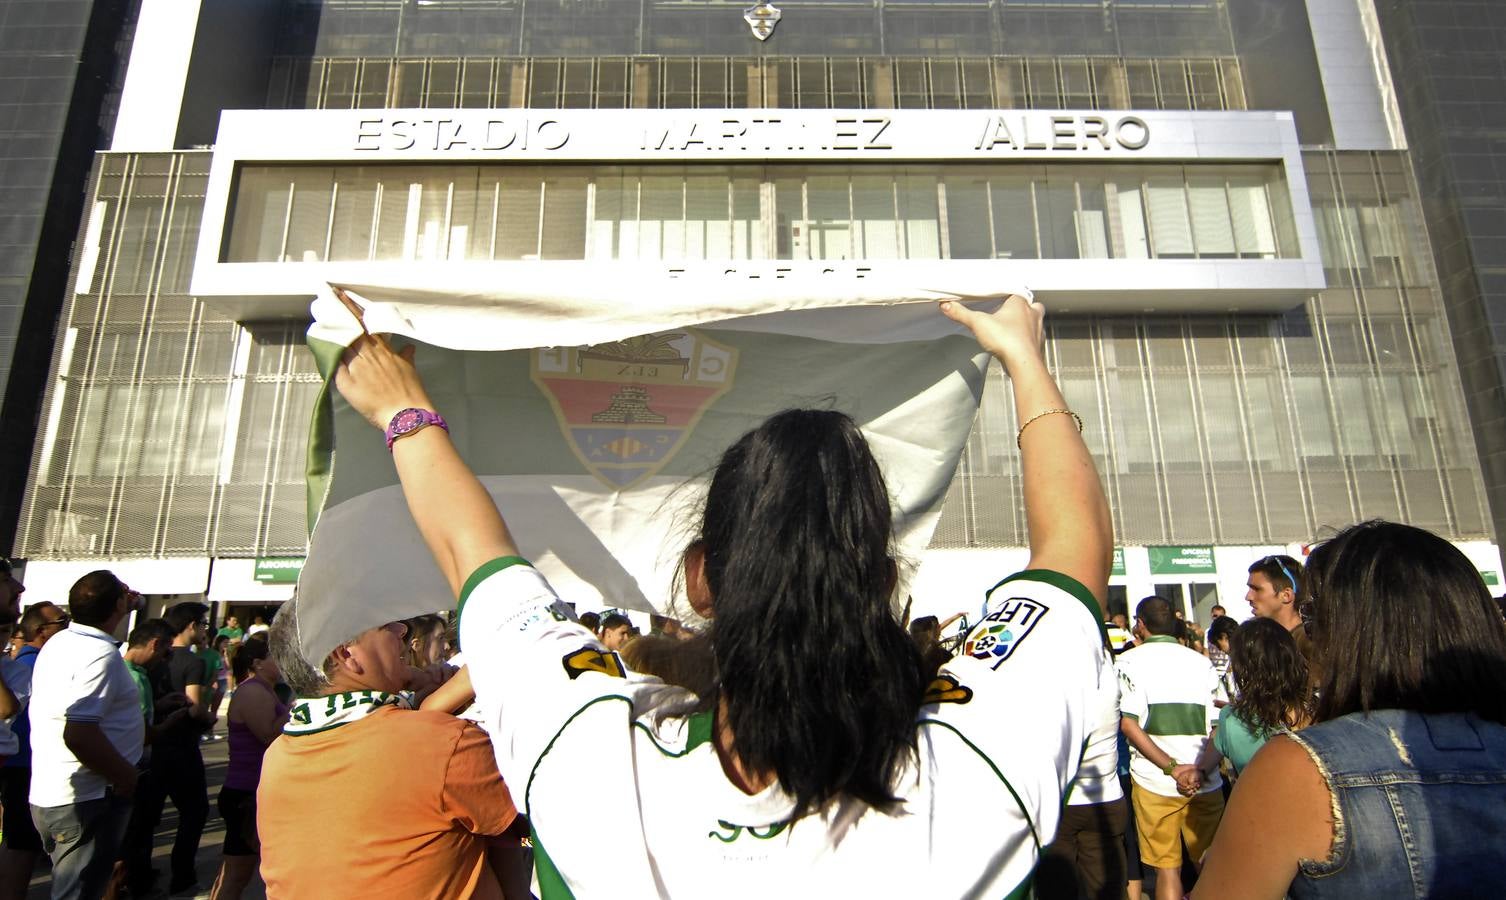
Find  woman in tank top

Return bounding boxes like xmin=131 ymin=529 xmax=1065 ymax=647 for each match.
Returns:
xmin=1194 ymin=522 xmax=1506 ymax=898
xmin=209 ymin=635 xmax=289 ymax=900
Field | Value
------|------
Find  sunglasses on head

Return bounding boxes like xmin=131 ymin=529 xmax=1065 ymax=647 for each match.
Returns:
xmin=1260 ymin=556 xmax=1299 ymax=596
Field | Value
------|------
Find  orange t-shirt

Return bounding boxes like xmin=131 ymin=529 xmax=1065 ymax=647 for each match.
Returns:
xmin=258 ymin=705 xmax=517 ymax=900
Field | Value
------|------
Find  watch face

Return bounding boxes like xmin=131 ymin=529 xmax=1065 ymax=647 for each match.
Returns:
xmin=393 ymin=409 xmax=426 ymax=434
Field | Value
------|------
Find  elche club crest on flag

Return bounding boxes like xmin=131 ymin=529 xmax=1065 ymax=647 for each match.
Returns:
xmin=531 ymin=329 xmax=739 ymax=489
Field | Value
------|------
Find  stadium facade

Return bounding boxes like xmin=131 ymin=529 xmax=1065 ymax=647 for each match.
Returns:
xmin=3 ymin=0 xmax=1503 ymax=622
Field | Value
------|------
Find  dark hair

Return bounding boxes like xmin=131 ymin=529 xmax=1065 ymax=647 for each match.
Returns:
xmin=600 ymin=612 xmax=632 ymax=633
xmin=127 ymin=618 xmax=174 ymax=650
xmin=1134 ymin=596 xmax=1178 ymax=637
xmin=163 ymin=602 xmax=209 ymax=637
xmin=0 ymin=608 xmax=16 ymax=629
xmin=697 ymin=409 xmax=920 ymax=819
xmin=578 ymin=611 xmax=601 ymax=634
xmin=1207 ymin=615 xmax=1240 ymax=649
xmin=19 ymin=602 xmax=62 ymax=642
xmin=908 ymin=616 xmax=939 ymax=642
xmin=1249 ymin=554 xmax=1303 ymax=599
xmin=1306 ymin=521 xmax=1506 ymax=724
xmin=1227 ymin=618 xmax=1310 ymax=737
xmin=402 ymin=613 xmax=447 ymax=667
xmin=233 ymin=635 xmax=272 ymax=683
xmin=213 ymin=634 xmax=229 ymax=652
xmin=69 ymin=571 xmax=125 ymax=627
xmin=620 ymin=634 xmax=716 ymax=697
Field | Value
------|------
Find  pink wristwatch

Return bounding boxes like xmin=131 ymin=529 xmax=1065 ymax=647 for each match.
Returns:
xmin=385 ymin=408 xmax=449 ymax=451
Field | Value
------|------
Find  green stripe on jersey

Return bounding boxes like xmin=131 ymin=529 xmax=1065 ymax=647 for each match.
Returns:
xmin=532 ymin=828 xmax=577 ymax=900
xmin=456 ymin=555 xmax=532 ymax=623
xmin=1144 ymin=702 xmax=1209 ymax=737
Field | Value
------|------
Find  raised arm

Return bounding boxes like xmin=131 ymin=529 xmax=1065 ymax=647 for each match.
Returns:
xmin=940 ymin=297 xmax=1112 ymax=601
xmin=334 ymin=333 xmax=519 ymax=598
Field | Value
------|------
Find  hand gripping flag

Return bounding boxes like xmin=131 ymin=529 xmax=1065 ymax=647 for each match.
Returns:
xmin=293 ymin=270 xmax=1026 ymax=668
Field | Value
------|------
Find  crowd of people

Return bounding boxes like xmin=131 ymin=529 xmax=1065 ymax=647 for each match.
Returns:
xmin=1 ymin=294 xmax=1504 ymax=899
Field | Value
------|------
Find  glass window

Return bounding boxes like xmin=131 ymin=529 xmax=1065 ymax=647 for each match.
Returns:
xmin=227 ymin=162 xmax=1294 ymax=264
xmin=460 ymin=59 xmax=492 ymax=108
xmin=1038 ymin=170 xmax=1079 ymax=259
xmin=539 ymin=174 xmax=588 ymax=260
xmin=852 ymin=173 xmax=898 ymax=259
xmin=427 ymin=60 xmax=459 ymax=107
xmin=944 ymin=174 xmax=992 ymax=260
xmin=806 ymin=174 xmax=852 ymax=260
xmin=226 ymin=168 xmax=293 ymax=262
xmin=1187 ymin=173 xmax=1235 ymax=258
xmin=496 ymin=172 xmax=543 ymax=259
xmin=990 ymin=174 xmax=1038 ymax=259
xmin=1076 ymin=176 xmax=1111 ymax=259
xmin=898 ymin=173 xmax=942 ymax=260
xmin=1146 ymin=172 xmax=1195 ymax=257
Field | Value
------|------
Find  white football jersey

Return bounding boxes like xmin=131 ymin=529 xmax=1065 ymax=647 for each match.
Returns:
xmin=459 ymin=558 xmax=1107 ymax=899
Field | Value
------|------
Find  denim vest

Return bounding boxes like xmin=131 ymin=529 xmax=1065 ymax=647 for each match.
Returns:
xmin=1287 ymin=709 xmax=1506 ymax=899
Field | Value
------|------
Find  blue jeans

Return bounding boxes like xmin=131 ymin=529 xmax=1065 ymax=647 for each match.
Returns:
xmin=30 ymin=794 xmax=133 ymax=900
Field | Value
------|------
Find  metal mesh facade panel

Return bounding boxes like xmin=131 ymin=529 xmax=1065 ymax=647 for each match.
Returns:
xmin=930 ymin=151 xmax=1491 ymax=547
xmin=17 ymin=153 xmax=320 ymax=559
xmin=269 ymin=54 xmax=1247 ymax=113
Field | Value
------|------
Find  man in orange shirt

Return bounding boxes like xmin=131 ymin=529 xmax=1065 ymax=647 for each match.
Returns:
xmin=259 ymin=600 xmax=518 ymax=899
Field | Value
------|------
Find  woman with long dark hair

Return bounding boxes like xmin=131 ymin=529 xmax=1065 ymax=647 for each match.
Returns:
xmin=1181 ymin=617 xmax=1310 ymax=786
xmin=1193 ymin=521 xmax=1506 ymax=897
xmin=333 ymin=295 xmax=1114 ymax=896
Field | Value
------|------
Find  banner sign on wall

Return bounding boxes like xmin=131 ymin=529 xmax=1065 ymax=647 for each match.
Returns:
xmin=1147 ymin=545 xmax=1216 ymax=576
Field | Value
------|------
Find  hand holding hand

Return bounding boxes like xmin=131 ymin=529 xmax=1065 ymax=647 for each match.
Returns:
xmin=335 ymin=333 xmax=434 ymax=432
xmin=939 ymin=294 xmax=1045 ymax=375
xmin=1172 ymin=764 xmax=1203 ymax=797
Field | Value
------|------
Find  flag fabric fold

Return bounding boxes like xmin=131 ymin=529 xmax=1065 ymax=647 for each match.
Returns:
xmin=295 ymin=279 xmax=1023 ymax=669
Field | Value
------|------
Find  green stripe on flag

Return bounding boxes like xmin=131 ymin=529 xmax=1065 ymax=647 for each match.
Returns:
xmin=305 ymin=335 xmax=348 ymax=534
xmin=1145 ymin=702 xmax=1209 ymax=737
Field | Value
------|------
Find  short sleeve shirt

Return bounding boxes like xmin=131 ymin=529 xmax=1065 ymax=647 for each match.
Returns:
xmin=258 ymin=706 xmax=516 ymax=900
xmin=458 ymin=558 xmax=1108 ymax=899
xmin=28 ymin=624 xmax=144 ymax=806
xmin=153 ymin=647 xmax=211 ymax=748
xmin=1212 ymin=705 xmax=1270 ymax=776
xmin=1117 ymin=636 xmax=1222 ymax=797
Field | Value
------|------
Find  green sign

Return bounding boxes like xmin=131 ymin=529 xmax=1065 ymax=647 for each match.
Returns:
xmin=1482 ymin=570 xmax=1501 ymax=587
xmin=1111 ymin=547 xmax=1126 ymax=576
xmin=254 ymin=557 xmax=305 ymax=584
xmin=1147 ymin=546 xmax=1216 ymax=576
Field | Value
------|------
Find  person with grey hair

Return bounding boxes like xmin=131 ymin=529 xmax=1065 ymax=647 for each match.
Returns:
xmin=257 ymin=599 xmax=520 ymax=898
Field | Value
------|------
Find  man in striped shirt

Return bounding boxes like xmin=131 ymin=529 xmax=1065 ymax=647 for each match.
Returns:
xmin=1117 ymin=596 xmax=1224 ymax=900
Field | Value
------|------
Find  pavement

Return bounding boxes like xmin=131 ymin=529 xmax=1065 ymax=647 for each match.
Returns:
xmin=26 ymin=715 xmax=266 ymax=900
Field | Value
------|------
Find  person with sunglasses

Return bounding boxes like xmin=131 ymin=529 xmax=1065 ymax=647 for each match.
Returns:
xmin=1244 ymin=555 xmax=1316 ymax=683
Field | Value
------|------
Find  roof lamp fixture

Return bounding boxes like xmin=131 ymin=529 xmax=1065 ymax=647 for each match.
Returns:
xmin=744 ymin=3 xmax=782 ymax=41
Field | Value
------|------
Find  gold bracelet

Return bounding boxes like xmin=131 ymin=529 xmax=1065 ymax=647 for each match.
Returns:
xmin=1016 ymin=408 xmax=1084 ymax=449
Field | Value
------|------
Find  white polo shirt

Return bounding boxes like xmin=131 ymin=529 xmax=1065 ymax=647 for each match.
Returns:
xmin=28 ymin=623 xmax=144 ymax=807
xmin=459 ymin=558 xmax=1107 ymax=899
